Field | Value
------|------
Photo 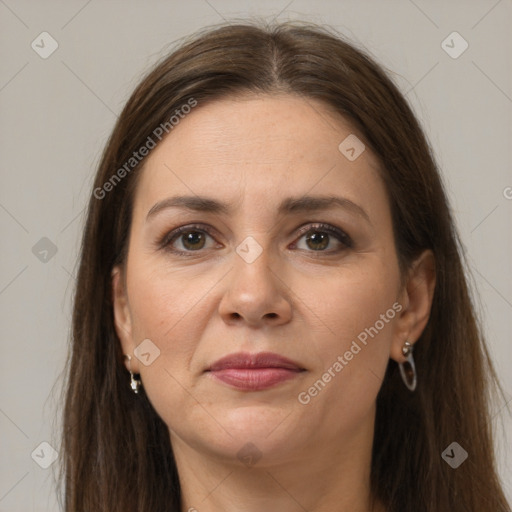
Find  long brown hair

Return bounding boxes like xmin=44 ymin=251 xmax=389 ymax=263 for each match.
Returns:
xmin=57 ymin=20 xmax=511 ymax=512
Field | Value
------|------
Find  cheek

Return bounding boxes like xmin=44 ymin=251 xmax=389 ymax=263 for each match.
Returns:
xmin=127 ymin=258 xmax=210 ymax=340
xmin=125 ymin=261 xmax=208 ymax=392
xmin=309 ymin=257 xmax=399 ymax=343
xmin=125 ymin=264 xmax=209 ymax=430
xmin=125 ymin=240 xmax=400 ymax=438
xmin=128 ymin=247 xmax=399 ymax=374
xmin=302 ymin=259 xmax=398 ymax=399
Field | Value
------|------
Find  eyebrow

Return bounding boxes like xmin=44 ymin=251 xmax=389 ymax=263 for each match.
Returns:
xmin=146 ymin=194 xmax=371 ymax=224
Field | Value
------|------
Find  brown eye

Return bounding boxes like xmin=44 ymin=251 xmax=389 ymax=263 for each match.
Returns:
xmin=177 ymin=231 xmax=207 ymax=251
xmin=304 ymin=231 xmax=330 ymax=251
xmin=159 ymin=224 xmax=217 ymax=254
xmin=293 ymin=223 xmax=352 ymax=253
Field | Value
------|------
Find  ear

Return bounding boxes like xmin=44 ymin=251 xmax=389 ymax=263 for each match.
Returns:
xmin=390 ymin=249 xmax=436 ymax=363
xmin=111 ymin=265 xmax=140 ymax=373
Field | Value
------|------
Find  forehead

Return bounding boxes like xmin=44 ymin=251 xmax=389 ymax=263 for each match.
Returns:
xmin=132 ymin=93 xmax=385 ymax=218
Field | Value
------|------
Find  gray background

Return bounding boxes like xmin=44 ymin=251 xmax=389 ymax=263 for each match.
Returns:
xmin=0 ymin=1 xmax=511 ymax=510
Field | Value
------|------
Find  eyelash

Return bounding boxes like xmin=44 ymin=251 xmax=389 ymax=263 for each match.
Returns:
xmin=157 ymin=222 xmax=353 ymax=257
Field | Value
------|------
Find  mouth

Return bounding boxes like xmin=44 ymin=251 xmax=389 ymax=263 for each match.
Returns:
xmin=205 ymin=351 xmax=306 ymax=391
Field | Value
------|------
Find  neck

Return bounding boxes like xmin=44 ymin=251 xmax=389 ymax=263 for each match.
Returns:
xmin=171 ymin=407 xmax=385 ymax=512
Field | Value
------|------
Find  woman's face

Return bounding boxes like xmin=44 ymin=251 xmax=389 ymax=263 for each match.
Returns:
xmin=113 ymin=93 xmax=412 ymax=466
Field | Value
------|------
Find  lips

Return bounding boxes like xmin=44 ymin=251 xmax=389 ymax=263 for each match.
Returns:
xmin=206 ymin=351 xmax=305 ymax=391
xmin=208 ymin=352 xmax=304 ymax=372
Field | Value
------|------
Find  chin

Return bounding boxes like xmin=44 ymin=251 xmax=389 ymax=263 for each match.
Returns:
xmin=211 ymin=405 xmax=304 ymax=454
xmin=208 ymin=430 xmax=304 ymax=468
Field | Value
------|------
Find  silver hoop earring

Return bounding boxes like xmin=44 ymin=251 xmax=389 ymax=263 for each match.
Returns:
xmin=398 ymin=341 xmax=417 ymax=392
xmin=124 ymin=354 xmax=141 ymax=394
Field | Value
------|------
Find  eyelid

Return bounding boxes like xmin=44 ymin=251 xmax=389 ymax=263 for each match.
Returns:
xmin=293 ymin=222 xmax=353 ymax=248
xmin=157 ymin=223 xmax=217 ymax=251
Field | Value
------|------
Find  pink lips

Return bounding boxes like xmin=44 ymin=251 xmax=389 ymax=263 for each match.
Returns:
xmin=206 ymin=351 xmax=305 ymax=391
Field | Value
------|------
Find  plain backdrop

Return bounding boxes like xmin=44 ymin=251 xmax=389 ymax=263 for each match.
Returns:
xmin=0 ymin=1 xmax=511 ymax=510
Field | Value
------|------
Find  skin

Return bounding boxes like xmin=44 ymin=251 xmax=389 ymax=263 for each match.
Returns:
xmin=112 ymin=93 xmax=436 ymax=512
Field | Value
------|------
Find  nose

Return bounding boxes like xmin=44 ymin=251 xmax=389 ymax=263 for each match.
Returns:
xmin=218 ymin=244 xmax=292 ymax=328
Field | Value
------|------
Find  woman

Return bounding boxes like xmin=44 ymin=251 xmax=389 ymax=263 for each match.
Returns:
xmin=59 ymin=20 xmax=511 ymax=512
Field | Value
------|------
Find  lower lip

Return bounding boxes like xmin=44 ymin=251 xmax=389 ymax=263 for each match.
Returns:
xmin=208 ymin=368 xmax=302 ymax=391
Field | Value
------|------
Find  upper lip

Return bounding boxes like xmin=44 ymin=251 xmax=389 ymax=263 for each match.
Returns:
xmin=207 ymin=351 xmax=305 ymax=372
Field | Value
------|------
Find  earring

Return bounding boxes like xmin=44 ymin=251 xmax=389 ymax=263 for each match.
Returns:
xmin=398 ymin=341 xmax=417 ymax=392
xmin=124 ymin=354 xmax=141 ymax=394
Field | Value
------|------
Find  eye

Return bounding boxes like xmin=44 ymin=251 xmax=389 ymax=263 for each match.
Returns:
xmin=292 ymin=223 xmax=352 ymax=253
xmin=158 ymin=222 xmax=353 ymax=256
xmin=159 ymin=224 xmax=217 ymax=254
